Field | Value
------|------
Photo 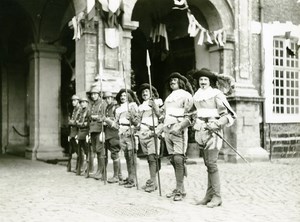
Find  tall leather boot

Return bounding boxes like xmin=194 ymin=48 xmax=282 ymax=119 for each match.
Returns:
xmin=88 ymin=150 xmax=94 ymax=174
xmin=166 ymin=155 xmax=177 ymax=198
xmin=173 ymin=154 xmax=186 ymax=201
xmin=207 ymin=171 xmax=222 ymax=208
xmin=118 ymin=158 xmax=123 ymax=181
xmin=119 ymin=151 xmax=130 ymax=185
xmin=145 ymin=154 xmax=157 ymax=193
xmin=94 ymin=154 xmax=104 ymax=180
xmin=107 ymin=159 xmax=120 ymax=183
xmin=124 ymin=150 xmax=136 ymax=188
xmin=195 ymin=174 xmax=213 ymax=205
xmin=76 ymin=150 xmax=83 ymax=176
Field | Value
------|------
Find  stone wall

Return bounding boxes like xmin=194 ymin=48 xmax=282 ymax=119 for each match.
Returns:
xmin=265 ymin=123 xmax=300 ymax=158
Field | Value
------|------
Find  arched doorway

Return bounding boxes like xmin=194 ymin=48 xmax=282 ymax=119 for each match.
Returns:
xmin=0 ymin=0 xmax=33 ymax=155
xmin=130 ymin=0 xmax=230 ymax=99
xmin=0 ymin=0 xmax=75 ymax=159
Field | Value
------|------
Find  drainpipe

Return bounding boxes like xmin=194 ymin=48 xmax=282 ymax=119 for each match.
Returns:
xmin=259 ymin=0 xmax=267 ymax=150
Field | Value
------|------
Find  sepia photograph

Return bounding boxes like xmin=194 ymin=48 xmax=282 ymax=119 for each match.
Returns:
xmin=0 ymin=0 xmax=299 ymax=221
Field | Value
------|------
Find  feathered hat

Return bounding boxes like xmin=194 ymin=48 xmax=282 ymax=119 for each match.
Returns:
xmin=116 ymin=88 xmax=140 ymax=105
xmin=137 ymin=83 xmax=159 ymax=102
xmin=192 ymin=68 xmax=218 ymax=83
xmin=167 ymin=72 xmax=194 ymax=95
xmin=193 ymin=68 xmax=235 ymax=95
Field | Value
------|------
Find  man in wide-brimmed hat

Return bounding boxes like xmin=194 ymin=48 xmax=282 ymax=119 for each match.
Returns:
xmin=136 ymin=83 xmax=163 ymax=193
xmin=87 ymin=84 xmax=107 ymax=180
xmin=105 ymin=88 xmax=140 ymax=188
xmin=163 ymin=72 xmax=194 ymax=201
xmin=102 ymin=91 xmax=123 ymax=183
xmin=67 ymin=95 xmax=81 ymax=173
xmin=192 ymin=68 xmax=236 ymax=208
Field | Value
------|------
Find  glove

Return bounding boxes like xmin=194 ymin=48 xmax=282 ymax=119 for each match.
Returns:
xmin=169 ymin=124 xmax=182 ymax=136
xmin=205 ymin=122 xmax=220 ymax=131
xmin=217 ymin=116 xmax=229 ymax=128
xmin=148 ymin=99 xmax=160 ymax=114
xmin=104 ymin=118 xmax=118 ymax=129
xmin=169 ymin=119 xmax=191 ymax=136
xmin=97 ymin=115 xmax=106 ymax=122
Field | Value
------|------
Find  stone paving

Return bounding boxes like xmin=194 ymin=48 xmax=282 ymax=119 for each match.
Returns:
xmin=0 ymin=154 xmax=300 ymax=222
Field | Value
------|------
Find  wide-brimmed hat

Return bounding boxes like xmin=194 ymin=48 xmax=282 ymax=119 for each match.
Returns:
xmin=168 ymin=72 xmax=187 ymax=83
xmin=167 ymin=72 xmax=194 ymax=95
xmin=79 ymin=96 xmax=89 ymax=102
xmin=116 ymin=89 xmax=140 ymax=105
xmin=192 ymin=68 xmax=218 ymax=82
xmin=71 ymin=95 xmax=80 ymax=100
xmin=103 ymin=91 xmax=113 ymax=98
xmin=87 ymin=82 xmax=101 ymax=94
xmin=137 ymin=83 xmax=159 ymax=101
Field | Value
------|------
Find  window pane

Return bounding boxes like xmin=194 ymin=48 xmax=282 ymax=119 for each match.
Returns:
xmin=272 ymin=37 xmax=300 ymax=116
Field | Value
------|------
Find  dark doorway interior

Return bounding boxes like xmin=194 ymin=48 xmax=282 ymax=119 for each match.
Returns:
xmin=0 ymin=0 xmax=32 ymax=154
xmin=60 ymin=25 xmax=75 ymax=153
xmin=131 ymin=15 xmax=196 ymax=99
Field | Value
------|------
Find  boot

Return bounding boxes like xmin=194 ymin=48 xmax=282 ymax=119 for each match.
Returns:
xmin=166 ymin=155 xmax=177 ymax=198
xmin=206 ymin=171 xmax=222 ymax=208
xmin=76 ymin=151 xmax=83 ymax=176
xmin=123 ymin=150 xmax=136 ymax=188
xmin=107 ymin=159 xmax=120 ymax=183
xmin=145 ymin=154 xmax=157 ymax=193
xmin=118 ymin=158 xmax=123 ymax=181
xmin=195 ymin=174 xmax=213 ymax=205
xmin=173 ymin=154 xmax=186 ymax=201
xmin=94 ymin=154 xmax=104 ymax=180
xmin=207 ymin=195 xmax=222 ymax=208
xmin=142 ymin=179 xmax=152 ymax=190
xmin=67 ymin=152 xmax=72 ymax=172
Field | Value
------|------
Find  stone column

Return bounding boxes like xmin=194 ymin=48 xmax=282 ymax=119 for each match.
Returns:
xmin=75 ymin=19 xmax=98 ymax=94
xmin=224 ymin=0 xmax=268 ymax=162
xmin=25 ymin=44 xmax=66 ymax=160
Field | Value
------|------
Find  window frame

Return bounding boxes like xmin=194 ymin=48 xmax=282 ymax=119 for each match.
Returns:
xmin=263 ymin=22 xmax=300 ymax=123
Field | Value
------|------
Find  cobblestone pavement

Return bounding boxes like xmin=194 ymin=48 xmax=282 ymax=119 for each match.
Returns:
xmin=0 ymin=154 xmax=300 ymax=222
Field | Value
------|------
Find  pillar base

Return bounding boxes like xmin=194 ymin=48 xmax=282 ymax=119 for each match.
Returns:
xmin=221 ymin=146 xmax=269 ymax=163
xmin=5 ymin=144 xmax=26 ymax=157
xmin=25 ymin=145 xmax=67 ymax=161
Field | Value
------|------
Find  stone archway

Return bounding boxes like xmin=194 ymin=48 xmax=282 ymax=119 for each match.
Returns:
xmin=130 ymin=0 xmax=234 ymax=98
xmin=0 ymin=0 xmax=75 ymax=160
xmin=0 ymin=0 xmax=34 ymax=155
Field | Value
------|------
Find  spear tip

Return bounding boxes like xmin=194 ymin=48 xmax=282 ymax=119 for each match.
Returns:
xmin=146 ymin=50 xmax=151 ymax=67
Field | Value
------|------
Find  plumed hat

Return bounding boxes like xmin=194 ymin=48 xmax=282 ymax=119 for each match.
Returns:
xmin=167 ymin=72 xmax=194 ymax=95
xmin=137 ymin=83 xmax=159 ymax=102
xmin=192 ymin=68 xmax=218 ymax=83
xmin=116 ymin=89 xmax=140 ymax=105
xmin=192 ymin=68 xmax=235 ymax=95
xmin=216 ymin=73 xmax=235 ymax=95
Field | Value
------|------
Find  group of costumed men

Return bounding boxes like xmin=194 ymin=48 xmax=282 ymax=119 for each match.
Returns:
xmin=67 ymin=68 xmax=236 ymax=208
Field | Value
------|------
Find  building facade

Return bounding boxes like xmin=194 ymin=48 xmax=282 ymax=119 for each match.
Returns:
xmin=0 ymin=0 xmax=299 ymax=162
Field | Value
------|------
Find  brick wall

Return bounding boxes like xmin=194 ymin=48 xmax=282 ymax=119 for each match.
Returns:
xmin=252 ymin=0 xmax=300 ymax=23
xmin=264 ymin=123 xmax=300 ymax=158
xmin=263 ymin=0 xmax=300 ymax=24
